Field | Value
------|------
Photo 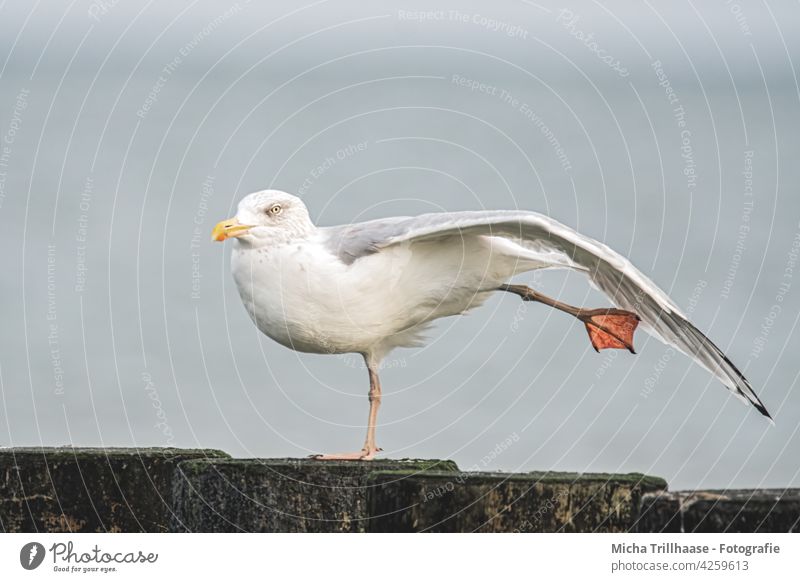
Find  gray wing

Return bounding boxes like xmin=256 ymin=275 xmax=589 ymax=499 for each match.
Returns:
xmin=320 ymin=210 xmax=771 ymax=420
xmin=319 ymin=215 xmax=413 ymax=265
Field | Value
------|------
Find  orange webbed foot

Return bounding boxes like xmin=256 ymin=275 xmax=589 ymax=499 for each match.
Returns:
xmin=580 ymin=308 xmax=641 ymax=353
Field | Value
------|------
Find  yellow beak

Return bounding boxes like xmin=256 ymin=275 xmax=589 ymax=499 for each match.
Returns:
xmin=211 ymin=217 xmax=253 ymax=241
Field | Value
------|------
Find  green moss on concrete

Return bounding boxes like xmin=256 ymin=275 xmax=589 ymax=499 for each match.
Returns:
xmin=506 ymin=471 xmax=666 ymax=492
xmin=177 ymin=457 xmax=457 ymax=476
xmin=368 ymin=469 xmax=666 ymax=492
xmin=4 ymin=447 xmax=229 ymax=461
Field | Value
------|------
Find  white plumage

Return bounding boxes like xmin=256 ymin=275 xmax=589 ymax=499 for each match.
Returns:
xmin=213 ymin=190 xmax=771 ymax=459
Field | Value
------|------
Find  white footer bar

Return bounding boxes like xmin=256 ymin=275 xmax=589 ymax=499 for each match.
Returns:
xmin=1 ymin=533 xmax=796 ymax=580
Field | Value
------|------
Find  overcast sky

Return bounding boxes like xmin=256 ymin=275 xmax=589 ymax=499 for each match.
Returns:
xmin=1 ymin=0 xmax=799 ymax=491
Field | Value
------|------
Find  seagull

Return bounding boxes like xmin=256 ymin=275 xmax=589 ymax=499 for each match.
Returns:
xmin=212 ymin=190 xmax=772 ymax=460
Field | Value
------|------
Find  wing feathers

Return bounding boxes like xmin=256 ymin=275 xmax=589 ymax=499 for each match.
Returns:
xmin=333 ymin=210 xmax=771 ymax=419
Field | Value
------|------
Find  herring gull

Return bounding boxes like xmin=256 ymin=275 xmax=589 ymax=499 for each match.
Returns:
xmin=212 ymin=190 xmax=771 ymax=460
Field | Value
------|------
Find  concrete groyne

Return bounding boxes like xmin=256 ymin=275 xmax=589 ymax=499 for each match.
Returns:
xmin=1 ymin=448 xmax=795 ymax=533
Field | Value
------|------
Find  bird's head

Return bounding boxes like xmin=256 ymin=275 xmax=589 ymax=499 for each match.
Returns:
xmin=212 ymin=190 xmax=314 ymax=246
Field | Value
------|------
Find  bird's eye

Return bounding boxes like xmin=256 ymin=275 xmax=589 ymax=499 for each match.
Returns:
xmin=267 ymin=204 xmax=282 ymax=215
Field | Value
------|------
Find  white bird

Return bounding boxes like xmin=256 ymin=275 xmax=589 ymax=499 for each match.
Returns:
xmin=212 ymin=190 xmax=771 ymax=460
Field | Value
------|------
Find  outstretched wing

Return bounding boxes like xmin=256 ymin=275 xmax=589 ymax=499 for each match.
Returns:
xmin=320 ymin=210 xmax=771 ymax=420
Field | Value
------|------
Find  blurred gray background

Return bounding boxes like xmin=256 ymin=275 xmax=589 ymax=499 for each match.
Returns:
xmin=1 ymin=0 xmax=798 ymax=489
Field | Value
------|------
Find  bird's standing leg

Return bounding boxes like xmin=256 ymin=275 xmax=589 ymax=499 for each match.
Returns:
xmin=311 ymin=361 xmax=383 ymax=461
xmin=363 ymin=365 xmax=382 ymax=456
xmin=499 ymin=283 xmax=641 ymax=353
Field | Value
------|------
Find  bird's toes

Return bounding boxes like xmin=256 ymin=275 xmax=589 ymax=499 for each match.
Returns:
xmin=358 ymin=447 xmax=380 ymax=460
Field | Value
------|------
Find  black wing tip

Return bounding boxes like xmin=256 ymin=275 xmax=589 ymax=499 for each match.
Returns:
xmin=753 ymin=400 xmax=774 ymax=424
xmin=738 ymin=387 xmax=773 ymax=424
xmin=686 ymin=323 xmax=772 ymax=424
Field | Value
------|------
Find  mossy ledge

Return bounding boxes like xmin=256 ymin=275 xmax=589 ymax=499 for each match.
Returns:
xmin=2 ymin=448 xmax=796 ymax=532
xmin=365 ymin=469 xmax=667 ymax=532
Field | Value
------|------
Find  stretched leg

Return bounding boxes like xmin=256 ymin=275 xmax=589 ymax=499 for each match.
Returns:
xmin=311 ymin=359 xmax=383 ymax=461
xmin=499 ymin=283 xmax=640 ymax=353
